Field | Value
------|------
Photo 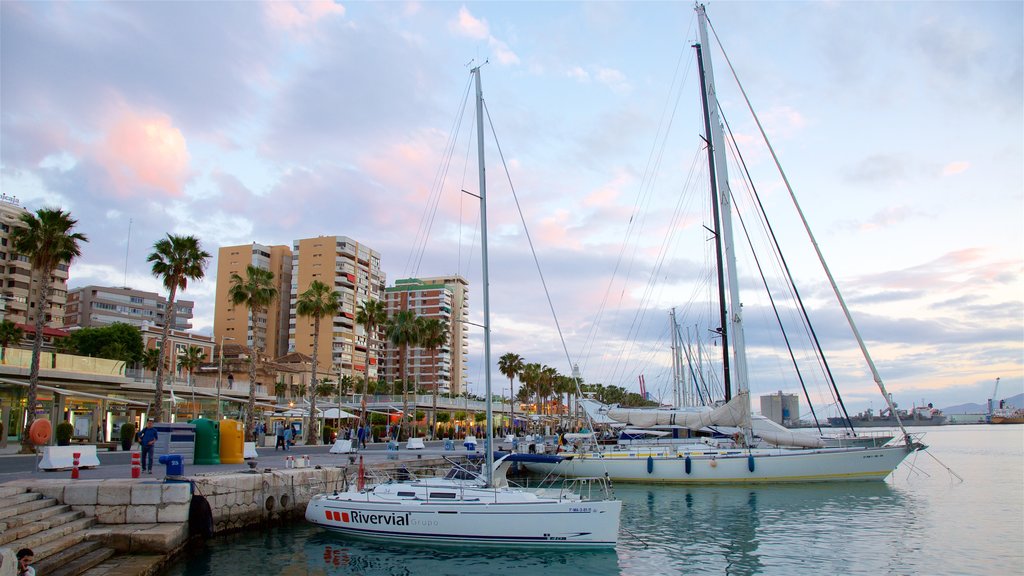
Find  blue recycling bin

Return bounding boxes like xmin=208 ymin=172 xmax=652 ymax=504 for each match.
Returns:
xmin=464 ymin=437 xmax=477 ymax=451
xmin=159 ymin=454 xmax=185 ymax=476
xmin=444 ymin=439 xmax=454 ymax=451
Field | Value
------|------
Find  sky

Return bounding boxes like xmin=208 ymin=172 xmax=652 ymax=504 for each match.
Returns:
xmin=2 ymin=1 xmax=1021 ymax=417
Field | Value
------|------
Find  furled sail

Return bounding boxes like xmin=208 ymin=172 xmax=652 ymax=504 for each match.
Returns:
xmin=750 ymin=415 xmax=826 ymax=448
xmin=607 ymin=392 xmax=751 ymax=429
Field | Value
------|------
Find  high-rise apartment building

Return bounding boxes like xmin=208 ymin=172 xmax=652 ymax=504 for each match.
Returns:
xmin=64 ymin=285 xmax=194 ymax=330
xmin=383 ymin=276 xmax=469 ymax=395
xmin=213 ymin=243 xmax=293 ymax=359
xmin=0 ymin=195 xmax=70 ymax=327
xmin=288 ymin=236 xmax=386 ymax=383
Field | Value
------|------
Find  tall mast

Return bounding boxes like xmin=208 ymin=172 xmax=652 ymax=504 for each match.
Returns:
xmin=697 ymin=4 xmax=749 ymax=396
xmin=472 ymin=65 xmax=495 ymax=485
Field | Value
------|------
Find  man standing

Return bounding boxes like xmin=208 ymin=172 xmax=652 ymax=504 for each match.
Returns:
xmin=275 ymin=423 xmax=286 ymax=450
xmin=138 ymin=420 xmax=158 ymax=474
xmin=357 ymin=424 xmax=367 ymax=450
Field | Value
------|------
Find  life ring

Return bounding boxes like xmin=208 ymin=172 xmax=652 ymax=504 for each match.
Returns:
xmin=29 ymin=419 xmax=51 ymax=445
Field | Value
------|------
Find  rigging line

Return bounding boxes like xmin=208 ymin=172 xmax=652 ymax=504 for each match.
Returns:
xmin=705 ymin=14 xmax=912 ymax=442
xmin=578 ymin=38 xmax=696 ymax=383
xmin=719 ymin=97 xmax=851 ymax=432
xmin=482 ymin=101 xmax=573 ymax=378
xmin=457 ymin=102 xmax=477 ymax=279
xmin=404 ymin=75 xmax=474 ymax=277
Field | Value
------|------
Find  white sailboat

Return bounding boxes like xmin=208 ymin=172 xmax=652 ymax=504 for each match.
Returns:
xmin=523 ymin=4 xmax=924 ymax=484
xmin=305 ymin=66 xmax=622 ymax=546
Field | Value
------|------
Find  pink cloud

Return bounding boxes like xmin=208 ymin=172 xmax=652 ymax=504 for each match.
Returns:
xmin=265 ymin=0 xmax=345 ymax=35
xmin=93 ymin=108 xmax=190 ymax=198
xmin=941 ymin=161 xmax=969 ymax=176
xmin=453 ymin=6 xmax=489 ymax=40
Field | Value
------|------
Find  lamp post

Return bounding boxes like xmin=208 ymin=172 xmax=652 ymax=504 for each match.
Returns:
xmin=217 ymin=336 xmax=235 ymax=420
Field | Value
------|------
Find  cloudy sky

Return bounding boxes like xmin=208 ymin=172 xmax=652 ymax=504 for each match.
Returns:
xmin=2 ymin=1 xmax=1021 ymax=416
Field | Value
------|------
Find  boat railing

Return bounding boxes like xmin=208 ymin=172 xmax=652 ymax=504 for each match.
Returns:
xmin=560 ymin=475 xmax=616 ymax=502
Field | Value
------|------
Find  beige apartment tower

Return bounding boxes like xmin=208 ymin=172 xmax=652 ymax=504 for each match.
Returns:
xmin=384 ymin=276 xmax=469 ymax=395
xmin=288 ymin=236 xmax=386 ymax=384
xmin=213 ymin=243 xmax=293 ymax=359
xmin=0 ymin=196 xmax=70 ymax=327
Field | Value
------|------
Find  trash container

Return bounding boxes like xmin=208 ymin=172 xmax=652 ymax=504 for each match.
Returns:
xmin=444 ymin=438 xmax=454 ymax=451
xmin=192 ymin=418 xmax=220 ymax=465
xmin=219 ymin=419 xmax=244 ymax=464
xmin=464 ymin=435 xmax=477 ymax=451
xmin=158 ymin=454 xmax=184 ymax=476
xmin=154 ymin=422 xmax=196 ymax=465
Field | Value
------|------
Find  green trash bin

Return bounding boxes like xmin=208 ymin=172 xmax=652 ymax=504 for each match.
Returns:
xmin=191 ymin=418 xmax=220 ymax=465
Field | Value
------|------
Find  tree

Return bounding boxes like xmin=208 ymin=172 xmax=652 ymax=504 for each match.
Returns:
xmin=0 ymin=320 xmax=24 ymax=364
xmin=147 ymin=234 xmax=210 ymax=422
xmin=273 ymin=379 xmax=288 ymax=400
xmin=228 ymin=264 xmax=278 ymax=441
xmin=177 ymin=345 xmax=207 ymax=419
xmin=11 ymin=208 xmax=87 ymax=453
xmin=418 ymin=317 xmax=449 ymax=439
xmin=520 ymin=363 xmax=542 ymax=419
xmin=142 ymin=348 xmax=162 ymax=383
xmin=355 ymin=299 xmax=387 ymax=426
xmin=385 ymin=309 xmax=419 ymax=440
xmin=296 ymin=280 xmax=341 ymax=445
xmin=66 ymin=323 xmax=144 ymax=364
xmin=498 ymin=353 xmax=524 ymax=431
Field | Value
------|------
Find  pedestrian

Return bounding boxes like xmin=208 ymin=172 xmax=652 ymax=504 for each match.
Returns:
xmin=275 ymin=423 xmax=285 ymax=451
xmin=283 ymin=424 xmax=293 ymax=451
xmin=16 ymin=548 xmax=34 ymax=576
xmin=357 ymin=424 xmax=367 ymax=449
xmin=138 ymin=420 xmax=158 ymax=474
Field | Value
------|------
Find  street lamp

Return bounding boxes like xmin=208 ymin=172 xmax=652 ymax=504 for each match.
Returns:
xmin=217 ymin=336 xmax=235 ymax=420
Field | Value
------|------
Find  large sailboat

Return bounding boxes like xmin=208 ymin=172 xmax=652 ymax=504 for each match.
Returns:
xmin=306 ymin=66 xmax=622 ymax=546
xmin=523 ymin=4 xmax=924 ymax=484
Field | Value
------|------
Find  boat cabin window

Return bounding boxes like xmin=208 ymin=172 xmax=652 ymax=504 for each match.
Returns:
xmin=429 ymin=492 xmax=457 ymax=499
xmin=397 ymin=491 xmax=416 ymax=497
xmin=444 ymin=468 xmax=478 ymax=480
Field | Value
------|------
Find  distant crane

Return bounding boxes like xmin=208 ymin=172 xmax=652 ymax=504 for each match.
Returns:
xmin=987 ymin=377 xmax=1001 ymax=422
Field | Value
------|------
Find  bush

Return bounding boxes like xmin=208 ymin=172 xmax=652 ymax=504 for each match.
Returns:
xmin=120 ymin=422 xmax=136 ymax=443
xmin=55 ymin=422 xmax=75 ymax=446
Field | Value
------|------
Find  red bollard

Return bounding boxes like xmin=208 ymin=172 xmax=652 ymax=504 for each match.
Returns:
xmin=131 ymin=451 xmax=141 ymax=478
xmin=71 ymin=452 xmax=80 ymax=480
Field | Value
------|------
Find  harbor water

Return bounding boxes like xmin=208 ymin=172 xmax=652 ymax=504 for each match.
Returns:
xmin=163 ymin=425 xmax=1022 ymax=575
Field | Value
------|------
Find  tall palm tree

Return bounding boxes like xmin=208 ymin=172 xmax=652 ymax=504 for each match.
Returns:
xmin=177 ymin=345 xmax=207 ymax=419
xmin=539 ymin=365 xmax=558 ymax=416
xmin=142 ymin=347 xmax=162 ymax=383
xmin=385 ymin=310 xmax=420 ymax=440
xmin=147 ymin=234 xmax=211 ymax=422
xmin=296 ymin=280 xmax=341 ymax=445
xmin=418 ymin=317 xmax=449 ymax=439
xmin=228 ymin=265 xmax=278 ymax=442
xmin=520 ymin=363 xmax=542 ymax=422
xmin=355 ymin=299 xmax=387 ymax=426
xmin=0 ymin=319 xmax=24 ymax=364
xmin=498 ymin=352 xmax=524 ymax=432
xmin=11 ymin=208 xmax=87 ymax=453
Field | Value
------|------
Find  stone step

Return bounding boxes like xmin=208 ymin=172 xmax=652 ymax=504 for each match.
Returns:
xmin=0 ymin=491 xmax=44 ymax=516
xmin=0 ymin=485 xmax=29 ymax=498
xmin=48 ymin=546 xmax=117 ymax=576
xmin=32 ymin=540 xmax=105 ymax=575
xmin=0 ymin=501 xmax=70 ymax=530
xmin=81 ymin=553 xmax=166 ymax=576
xmin=0 ymin=495 xmax=52 ymax=522
xmin=4 ymin=516 xmax=95 ymax=556
xmin=0 ymin=509 xmax=85 ymax=546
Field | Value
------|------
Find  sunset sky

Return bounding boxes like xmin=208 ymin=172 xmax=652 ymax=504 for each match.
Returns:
xmin=2 ymin=1 xmax=1021 ymax=416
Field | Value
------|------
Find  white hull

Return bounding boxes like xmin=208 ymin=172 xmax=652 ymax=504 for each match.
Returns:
xmin=523 ymin=444 xmax=917 ymax=484
xmin=306 ymin=479 xmax=621 ymax=547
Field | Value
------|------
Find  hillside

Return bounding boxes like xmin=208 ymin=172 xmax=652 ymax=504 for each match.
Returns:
xmin=943 ymin=393 xmax=1024 ymax=414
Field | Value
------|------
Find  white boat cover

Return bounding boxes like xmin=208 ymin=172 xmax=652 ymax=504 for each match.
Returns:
xmin=607 ymin=392 xmax=751 ymax=429
xmin=750 ymin=414 xmax=825 ymax=448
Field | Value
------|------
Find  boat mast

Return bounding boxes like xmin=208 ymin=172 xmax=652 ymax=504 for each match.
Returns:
xmin=472 ymin=65 xmax=495 ymax=485
xmin=696 ymin=4 xmax=750 ymax=398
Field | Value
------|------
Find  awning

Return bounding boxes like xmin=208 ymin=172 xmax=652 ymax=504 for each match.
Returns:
xmin=0 ymin=377 xmax=149 ymax=406
xmin=321 ymin=407 xmax=357 ymax=419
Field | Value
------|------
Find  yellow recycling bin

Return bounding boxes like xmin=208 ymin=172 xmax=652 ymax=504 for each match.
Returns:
xmin=219 ymin=419 xmax=245 ymax=464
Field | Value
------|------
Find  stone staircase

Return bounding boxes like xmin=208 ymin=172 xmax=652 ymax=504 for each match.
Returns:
xmin=0 ymin=485 xmax=118 ymax=576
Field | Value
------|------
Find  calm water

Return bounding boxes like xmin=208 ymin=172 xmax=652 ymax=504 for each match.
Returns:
xmin=164 ymin=425 xmax=1022 ymax=575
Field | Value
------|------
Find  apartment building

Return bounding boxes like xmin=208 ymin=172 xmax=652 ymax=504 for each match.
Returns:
xmin=64 ymin=285 xmax=194 ymax=330
xmin=383 ymin=276 xmax=469 ymax=395
xmin=0 ymin=195 xmax=70 ymax=327
xmin=213 ymin=243 xmax=293 ymax=359
xmin=288 ymin=236 xmax=386 ymax=383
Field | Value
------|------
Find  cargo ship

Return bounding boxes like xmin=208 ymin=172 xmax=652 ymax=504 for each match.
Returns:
xmin=828 ymin=403 xmax=947 ymax=428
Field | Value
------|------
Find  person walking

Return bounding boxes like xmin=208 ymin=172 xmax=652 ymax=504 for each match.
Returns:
xmin=275 ymin=423 xmax=286 ymax=451
xmin=283 ymin=424 xmax=293 ymax=451
xmin=357 ymin=424 xmax=367 ymax=450
xmin=138 ymin=420 xmax=158 ymax=474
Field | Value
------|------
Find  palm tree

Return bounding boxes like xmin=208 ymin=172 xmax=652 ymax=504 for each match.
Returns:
xmin=520 ymin=363 xmax=542 ymax=421
xmin=355 ymin=299 xmax=387 ymax=426
xmin=296 ymin=280 xmax=341 ymax=445
xmin=228 ymin=264 xmax=278 ymax=442
xmin=147 ymin=234 xmax=211 ymax=422
xmin=0 ymin=319 xmax=24 ymax=364
xmin=539 ymin=365 xmax=558 ymax=416
xmin=273 ymin=379 xmax=288 ymax=401
xmin=11 ymin=208 xmax=87 ymax=453
xmin=142 ymin=347 xmax=162 ymax=383
xmin=177 ymin=346 xmax=207 ymax=419
xmin=385 ymin=309 xmax=420 ymax=440
xmin=418 ymin=317 xmax=449 ymax=439
xmin=498 ymin=352 xmax=524 ymax=433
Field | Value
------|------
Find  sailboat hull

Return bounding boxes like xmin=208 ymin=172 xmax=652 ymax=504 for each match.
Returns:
xmin=306 ymin=484 xmax=621 ymax=547
xmin=523 ymin=444 xmax=916 ymax=484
